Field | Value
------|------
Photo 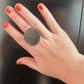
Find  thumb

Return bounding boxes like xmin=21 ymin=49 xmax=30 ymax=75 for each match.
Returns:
xmin=16 ymin=57 xmax=38 ymax=71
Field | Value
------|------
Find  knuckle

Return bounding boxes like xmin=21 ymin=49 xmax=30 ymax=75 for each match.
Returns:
xmin=23 ymin=23 xmax=30 ymax=29
xmin=11 ymin=13 xmax=18 ymax=20
xmin=33 ymin=22 xmax=38 ymax=27
xmin=14 ymin=34 xmax=23 ymax=45
xmin=40 ymin=39 xmax=48 ymax=47
xmin=39 ymin=39 xmax=51 ymax=51
xmin=11 ymin=15 xmax=17 ymax=20
xmin=33 ymin=22 xmax=41 ymax=29
xmin=49 ymin=20 xmax=55 ymax=27
xmin=49 ymin=34 xmax=57 ymax=41
xmin=11 ymin=12 xmax=20 ymax=21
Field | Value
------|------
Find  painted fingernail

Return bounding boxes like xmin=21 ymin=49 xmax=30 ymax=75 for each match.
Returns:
xmin=5 ymin=6 xmax=12 ymax=13
xmin=17 ymin=62 xmax=22 ymax=65
xmin=38 ymin=4 xmax=43 ymax=10
xmin=15 ymin=4 xmax=21 ymax=11
xmin=3 ymin=22 xmax=8 ymax=29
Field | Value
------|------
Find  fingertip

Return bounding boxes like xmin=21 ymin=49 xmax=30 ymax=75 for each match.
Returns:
xmin=5 ymin=6 xmax=13 ymax=13
xmin=16 ymin=58 xmax=23 ymax=65
xmin=15 ymin=3 xmax=21 ymax=11
xmin=2 ymin=22 xmax=8 ymax=29
xmin=17 ymin=62 xmax=23 ymax=65
xmin=37 ymin=3 xmax=44 ymax=10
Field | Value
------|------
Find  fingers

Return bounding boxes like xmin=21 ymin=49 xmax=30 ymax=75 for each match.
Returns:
xmin=2 ymin=22 xmax=31 ymax=50
xmin=2 ymin=22 xmax=43 ymax=56
xmin=15 ymin=3 xmax=52 ymax=38
xmin=16 ymin=57 xmax=38 ymax=71
xmin=37 ymin=3 xmax=63 ymax=34
xmin=5 ymin=6 xmax=31 ymax=33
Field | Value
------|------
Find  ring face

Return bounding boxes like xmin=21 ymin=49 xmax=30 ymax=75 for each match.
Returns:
xmin=24 ymin=28 xmax=40 ymax=45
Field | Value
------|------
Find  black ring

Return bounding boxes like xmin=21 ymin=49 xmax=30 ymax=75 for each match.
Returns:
xmin=24 ymin=28 xmax=40 ymax=45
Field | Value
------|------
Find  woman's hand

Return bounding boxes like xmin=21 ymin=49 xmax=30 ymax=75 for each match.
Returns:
xmin=2 ymin=3 xmax=84 ymax=84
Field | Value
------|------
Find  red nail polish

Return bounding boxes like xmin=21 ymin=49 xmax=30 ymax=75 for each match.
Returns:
xmin=38 ymin=4 xmax=43 ymax=10
xmin=15 ymin=4 xmax=21 ymax=11
xmin=17 ymin=62 xmax=22 ymax=65
xmin=5 ymin=6 xmax=12 ymax=13
xmin=3 ymin=22 xmax=8 ymax=29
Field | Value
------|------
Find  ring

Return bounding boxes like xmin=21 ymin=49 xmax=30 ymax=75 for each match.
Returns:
xmin=24 ymin=28 xmax=40 ymax=45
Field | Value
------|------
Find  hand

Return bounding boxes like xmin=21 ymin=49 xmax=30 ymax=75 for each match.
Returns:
xmin=2 ymin=3 xmax=84 ymax=84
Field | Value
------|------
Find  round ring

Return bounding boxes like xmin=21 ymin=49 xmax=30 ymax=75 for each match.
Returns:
xmin=24 ymin=28 xmax=40 ymax=45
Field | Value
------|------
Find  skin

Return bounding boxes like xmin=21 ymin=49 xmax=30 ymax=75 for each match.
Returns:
xmin=3 ymin=3 xmax=84 ymax=84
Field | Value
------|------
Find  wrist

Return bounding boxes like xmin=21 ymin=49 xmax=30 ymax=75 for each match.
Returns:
xmin=66 ymin=53 xmax=84 ymax=84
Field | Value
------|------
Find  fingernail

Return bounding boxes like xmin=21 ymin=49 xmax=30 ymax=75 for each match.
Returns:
xmin=5 ymin=6 xmax=12 ymax=13
xmin=17 ymin=62 xmax=22 ymax=65
xmin=15 ymin=4 xmax=21 ymax=11
xmin=38 ymin=4 xmax=43 ymax=10
xmin=3 ymin=22 xmax=8 ymax=29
